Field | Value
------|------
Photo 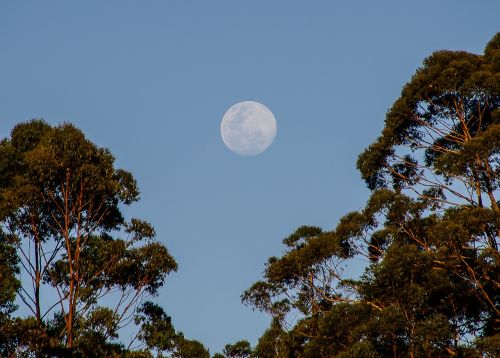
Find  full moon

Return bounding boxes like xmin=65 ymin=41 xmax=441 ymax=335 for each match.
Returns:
xmin=221 ymin=101 xmax=277 ymax=156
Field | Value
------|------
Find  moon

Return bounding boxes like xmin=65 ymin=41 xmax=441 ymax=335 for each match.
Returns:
xmin=221 ymin=101 xmax=277 ymax=156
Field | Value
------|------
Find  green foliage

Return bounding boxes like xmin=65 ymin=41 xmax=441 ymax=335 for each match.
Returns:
xmin=222 ymin=340 xmax=252 ymax=357
xmin=173 ymin=337 xmax=210 ymax=358
xmin=476 ymin=333 xmax=500 ymax=357
xmin=0 ymin=120 xmax=184 ymax=356
xmin=133 ymin=301 xmax=210 ymax=358
xmin=135 ymin=302 xmax=177 ymax=353
xmin=357 ymin=33 xmax=500 ymax=205
xmin=243 ymin=33 xmax=500 ymax=357
xmin=252 ymin=319 xmax=288 ymax=358
xmin=0 ymin=231 xmax=19 ymax=317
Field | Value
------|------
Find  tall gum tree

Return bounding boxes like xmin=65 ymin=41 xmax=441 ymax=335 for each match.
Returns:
xmin=355 ymin=31 xmax=500 ymax=327
xmin=357 ymin=33 xmax=500 ymax=233
xmin=243 ymin=33 xmax=500 ymax=357
xmin=0 ymin=120 xmax=178 ymax=354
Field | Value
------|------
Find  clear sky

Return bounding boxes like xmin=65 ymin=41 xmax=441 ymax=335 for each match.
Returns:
xmin=1 ymin=0 xmax=498 ymax=354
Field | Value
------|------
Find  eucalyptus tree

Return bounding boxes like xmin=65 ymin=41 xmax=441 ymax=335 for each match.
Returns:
xmin=357 ymin=33 xmax=500 ymax=241
xmin=356 ymin=31 xmax=500 ymax=323
xmin=0 ymin=120 xmax=178 ymax=355
xmin=221 ymin=340 xmax=253 ymax=357
xmin=243 ymin=33 xmax=500 ymax=357
xmin=132 ymin=301 xmax=210 ymax=358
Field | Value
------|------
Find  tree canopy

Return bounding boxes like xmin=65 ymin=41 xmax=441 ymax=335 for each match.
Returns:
xmin=0 ymin=120 xmax=208 ymax=356
xmin=241 ymin=33 xmax=500 ymax=357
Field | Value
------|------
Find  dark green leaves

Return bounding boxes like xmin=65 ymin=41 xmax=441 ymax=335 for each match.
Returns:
xmin=0 ymin=120 xmax=180 ymax=355
xmin=244 ymin=33 xmax=500 ymax=357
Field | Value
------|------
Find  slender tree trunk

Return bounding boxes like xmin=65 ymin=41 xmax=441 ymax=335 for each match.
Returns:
xmin=63 ymin=170 xmax=75 ymax=348
xmin=34 ymin=235 xmax=41 ymax=322
xmin=481 ymin=158 xmax=500 ymax=251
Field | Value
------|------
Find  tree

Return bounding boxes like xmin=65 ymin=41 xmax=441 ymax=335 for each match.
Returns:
xmin=355 ymin=30 xmax=500 ymax=340
xmin=251 ymin=319 xmax=288 ymax=358
xmin=243 ymin=33 xmax=500 ymax=357
xmin=221 ymin=340 xmax=252 ymax=357
xmin=0 ymin=120 xmax=179 ymax=355
xmin=132 ymin=301 xmax=210 ymax=358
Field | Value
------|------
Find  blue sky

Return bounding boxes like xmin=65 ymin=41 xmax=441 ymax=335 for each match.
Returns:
xmin=1 ymin=1 xmax=498 ymax=353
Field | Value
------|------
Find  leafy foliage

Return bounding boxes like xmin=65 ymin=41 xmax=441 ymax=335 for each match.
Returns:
xmin=133 ymin=301 xmax=210 ymax=358
xmin=242 ymin=33 xmax=500 ymax=357
xmin=0 ymin=120 xmax=209 ymax=356
xmin=221 ymin=340 xmax=252 ymax=357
